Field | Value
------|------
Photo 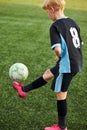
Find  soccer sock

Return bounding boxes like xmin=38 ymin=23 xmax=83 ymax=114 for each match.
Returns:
xmin=57 ymin=99 xmax=67 ymax=129
xmin=22 ymin=76 xmax=47 ymax=92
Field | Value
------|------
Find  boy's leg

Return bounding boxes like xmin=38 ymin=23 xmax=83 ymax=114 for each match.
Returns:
xmin=56 ymin=73 xmax=74 ymax=129
xmin=44 ymin=73 xmax=75 ymax=130
xmin=22 ymin=69 xmax=54 ymax=92
xmin=44 ymin=92 xmax=67 ymax=130
xmin=13 ymin=69 xmax=54 ymax=97
xmin=57 ymin=92 xmax=67 ymax=129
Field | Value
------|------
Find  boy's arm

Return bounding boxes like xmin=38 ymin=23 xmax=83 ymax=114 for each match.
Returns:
xmin=50 ymin=24 xmax=62 ymax=62
xmin=54 ymin=46 xmax=61 ymax=62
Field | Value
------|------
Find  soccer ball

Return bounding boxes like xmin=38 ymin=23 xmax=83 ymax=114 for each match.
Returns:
xmin=9 ymin=63 xmax=29 ymax=81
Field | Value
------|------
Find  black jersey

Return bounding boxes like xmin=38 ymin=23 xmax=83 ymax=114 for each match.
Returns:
xmin=50 ymin=17 xmax=83 ymax=73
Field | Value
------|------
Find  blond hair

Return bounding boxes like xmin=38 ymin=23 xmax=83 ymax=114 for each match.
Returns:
xmin=42 ymin=0 xmax=65 ymax=11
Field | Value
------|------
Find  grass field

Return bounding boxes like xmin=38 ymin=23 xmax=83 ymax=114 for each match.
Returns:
xmin=0 ymin=0 xmax=87 ymax=130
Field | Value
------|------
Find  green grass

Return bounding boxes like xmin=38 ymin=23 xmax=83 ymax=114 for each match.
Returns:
xmin=0 ymin=0 xmax=43 ymax=6
xmin=0 ymin=1 xmax=87 ymax=130
xmin=66 ymin=0 xmax=87 ymax=11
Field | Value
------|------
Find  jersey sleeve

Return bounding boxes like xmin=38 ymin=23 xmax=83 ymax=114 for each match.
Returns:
xmin=50 ymin=24 xmax=61 ymax=49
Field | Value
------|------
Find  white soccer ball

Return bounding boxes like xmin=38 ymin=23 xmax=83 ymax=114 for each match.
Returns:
xmin=9 ymin=63 xmax=29 ymax=81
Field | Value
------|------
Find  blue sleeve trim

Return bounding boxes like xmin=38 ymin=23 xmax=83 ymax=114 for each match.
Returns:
xmin=51 ymin=43 xmax=61 ymax=49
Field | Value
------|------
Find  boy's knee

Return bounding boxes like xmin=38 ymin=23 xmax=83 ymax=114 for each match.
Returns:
xmin=43 ymin=69 xmax=54 ymax=82
xmin=57 ymin=91 xmax=67 ymax=100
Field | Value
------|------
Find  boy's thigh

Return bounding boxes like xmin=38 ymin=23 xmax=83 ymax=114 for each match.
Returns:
xmin=43 ymin=69 xmax=54 ymax=82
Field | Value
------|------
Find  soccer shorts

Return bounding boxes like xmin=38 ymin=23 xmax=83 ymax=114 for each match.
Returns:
xmin=50 ymin=63 xmax=77 ymax=92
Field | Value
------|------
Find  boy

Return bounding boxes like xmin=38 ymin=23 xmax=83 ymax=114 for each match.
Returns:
xmin=13 ymin=0 xmax=83 ymax=130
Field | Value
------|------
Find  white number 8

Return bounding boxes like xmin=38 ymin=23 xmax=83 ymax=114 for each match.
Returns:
xmin=70 ymin=27 xmax=80 ymax=48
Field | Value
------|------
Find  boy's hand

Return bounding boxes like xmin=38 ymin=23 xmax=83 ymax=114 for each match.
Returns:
xmin=55 ymin=56 xmax=59 ymax=62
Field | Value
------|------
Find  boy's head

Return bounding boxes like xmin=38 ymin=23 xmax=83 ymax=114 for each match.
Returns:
xmin=42 ymin=0 xmax=66 ymax=21
xmin=42 ymin=0 xmax=65 ymax=11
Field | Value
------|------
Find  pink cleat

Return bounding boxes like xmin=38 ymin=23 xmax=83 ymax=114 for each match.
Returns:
xmin=44 ymin=124 xmax=67 ymax=130
xmin=12 ymin=81 xmax=27 ymax=98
